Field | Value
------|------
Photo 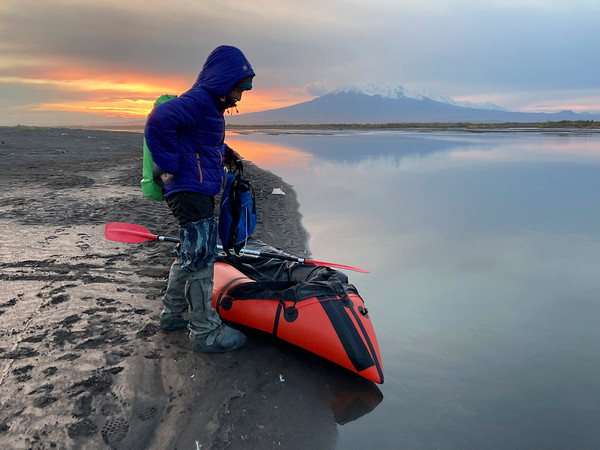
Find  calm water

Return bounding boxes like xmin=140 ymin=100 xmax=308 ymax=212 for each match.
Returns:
xmin=226 ymin=130 xmax=600 ymax=449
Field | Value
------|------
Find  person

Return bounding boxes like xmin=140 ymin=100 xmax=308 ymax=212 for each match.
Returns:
xmin=144 ymin=45 xmax=254 ymax=353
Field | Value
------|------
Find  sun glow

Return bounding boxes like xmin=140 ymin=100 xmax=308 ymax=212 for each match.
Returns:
xmin=31 ymin=99 xmax=156 ymax=117
xmin=0 ymin=73 xmax=312 ymax=121
xmin=0 ymin=76 xmax=175 ymax=94
xmin=0 ymin=74 xmax=188 ymax=119
xmin=235 ymin=88 xmax=314 ymax=114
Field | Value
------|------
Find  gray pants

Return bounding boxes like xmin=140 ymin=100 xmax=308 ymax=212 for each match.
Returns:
xmin=161 ymin=209 xmax=245 ymax=352
xmin=161 ymin=258 xmax=223 ymax=341
xmin=161 ymin=217 xmax=221 ymax=342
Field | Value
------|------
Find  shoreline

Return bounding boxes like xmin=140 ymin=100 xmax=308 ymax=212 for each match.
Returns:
xmin=4 ymin=120 xmax=600 ymax=135
xmin=0 ymin=127 xmax=384 ymax=449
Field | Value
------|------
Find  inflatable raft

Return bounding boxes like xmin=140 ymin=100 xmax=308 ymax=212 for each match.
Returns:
xmin=212 ymin=239 xmax=384 ymax=384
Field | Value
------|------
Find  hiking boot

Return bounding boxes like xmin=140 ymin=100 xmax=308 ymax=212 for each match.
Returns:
xmin=190 ymin=325 xmax=246 ymax=353
xmin=160 ymin=312 xmax=188 ymax=331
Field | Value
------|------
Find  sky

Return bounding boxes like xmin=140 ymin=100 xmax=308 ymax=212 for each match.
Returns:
xmin=1 ymin=0 xmax=599 ymax=126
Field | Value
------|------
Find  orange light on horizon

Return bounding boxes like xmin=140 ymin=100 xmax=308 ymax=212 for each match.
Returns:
xmin=522 ymin=103 xmax=600 ymax=114
xmin=32 ymin=98 xmax=157 ymax=118
xmin=0 ymin=73 xmax=187 ymax=118
xmin=1 ymin=73 xmax=312 ymax=120
xmin=234 ymin=88 xmax=314 ymax=114
xmin=453 ymin=93 xmax=600 ymax=115
xmin=0 ymin=75 xmax=183 ymax=96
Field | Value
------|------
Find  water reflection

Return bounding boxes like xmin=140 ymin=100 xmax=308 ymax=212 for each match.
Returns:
xmin=226 ymin=130 xmax=600 ymax=449
xmin=229 ymin=130 xmax=600 ymax=168
xmin=226 ymin=136 xmax=314 ymax=168
xmin=229 ymin=130 xmax=488 ymax=165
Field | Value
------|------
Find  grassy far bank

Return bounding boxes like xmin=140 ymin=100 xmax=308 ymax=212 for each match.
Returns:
xmin=2 ymin=120 xmax=600 ymax=132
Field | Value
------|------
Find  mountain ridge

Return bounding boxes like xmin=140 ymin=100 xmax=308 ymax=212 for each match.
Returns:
xmin=226 ymin=86 xmax=600 ymax=125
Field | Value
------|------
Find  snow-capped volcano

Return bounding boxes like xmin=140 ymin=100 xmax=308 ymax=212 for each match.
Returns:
xmin=225 ymin=84 xmax=599 ymax=125
xmin=331 ymin=85 xmax=506 ymax=111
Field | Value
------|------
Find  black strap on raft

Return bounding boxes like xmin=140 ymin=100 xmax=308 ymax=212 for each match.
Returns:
xmin=317 ymin=281 xmax=374 ymax=373
xmin=319 ymin=281 xmax=383 ymax=381
xmin=215 ymin=277 xmax=249 ymax=314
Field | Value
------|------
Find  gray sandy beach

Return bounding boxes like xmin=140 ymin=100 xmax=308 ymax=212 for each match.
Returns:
xmin=0 ymin=127 xmax=381 ymax=449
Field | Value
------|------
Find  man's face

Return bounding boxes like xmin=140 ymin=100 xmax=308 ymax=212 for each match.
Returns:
xmin=227 ymin=85 xmax=247 ymax=104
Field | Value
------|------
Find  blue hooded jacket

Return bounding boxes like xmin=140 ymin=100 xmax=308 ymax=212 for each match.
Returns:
xmin=144 ymin=46 xmax=254 ymax=197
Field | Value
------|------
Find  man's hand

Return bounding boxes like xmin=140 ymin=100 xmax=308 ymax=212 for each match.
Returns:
xmin=161 ymin=172 xmax=174 ymax=183
xmin=224 ymin=147 xmax=242 ymax=168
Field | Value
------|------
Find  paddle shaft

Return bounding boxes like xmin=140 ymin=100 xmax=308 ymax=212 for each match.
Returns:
xmin=155 ymin=233 xmax=312 ymax=264
xmin=104 ymin=222 xmax=370 ymax=273
xmin=117 ymin=227 xmax=309 ymax=260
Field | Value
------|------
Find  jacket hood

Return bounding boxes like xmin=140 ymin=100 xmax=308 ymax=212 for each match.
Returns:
xmin=192 ymin=45 xmax=255 ymax=102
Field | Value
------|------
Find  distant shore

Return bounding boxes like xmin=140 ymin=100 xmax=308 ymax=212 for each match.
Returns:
xmin=226 ymin=120 xmax=600 ymax=132
xmin=4 ymin=119 xmax=599 ymax=134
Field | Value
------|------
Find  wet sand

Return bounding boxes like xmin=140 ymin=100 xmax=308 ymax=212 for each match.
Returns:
xmin=0 ymin=127 xmax=381 ymax=449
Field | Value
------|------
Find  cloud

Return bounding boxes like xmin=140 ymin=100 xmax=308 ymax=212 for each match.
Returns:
xmin=304 ymin=80 xmax=338 ymax=97
xmin=1 ymin=0 xmax=600 ymax=124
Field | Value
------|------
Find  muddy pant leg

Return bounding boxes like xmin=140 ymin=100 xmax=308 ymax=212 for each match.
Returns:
xmin=185 ymin=265 xmax=222 ymax=341
xmin=160 ymin=257 xmax=190 ymax=331
xmin=184 ymin=265 xmax=246 ymax=353
xmin=178 ymin=217 xmax=246 ymax=353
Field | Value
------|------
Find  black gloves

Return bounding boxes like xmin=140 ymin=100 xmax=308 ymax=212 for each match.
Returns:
xmin=152 ymin=162 xmax=165 ymax=191
xmin=224 ymin=147 xmax=243 ymax=173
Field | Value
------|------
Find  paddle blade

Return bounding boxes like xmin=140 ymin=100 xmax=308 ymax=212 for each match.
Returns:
xmin=104 ymin=222 xmax=157 ymax=243
xmin=305 ymin=259 xmax=371 ymax=274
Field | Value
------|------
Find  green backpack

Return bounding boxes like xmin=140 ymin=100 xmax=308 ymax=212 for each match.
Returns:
xmin=141 ymin=94 xmax=178 ymax=201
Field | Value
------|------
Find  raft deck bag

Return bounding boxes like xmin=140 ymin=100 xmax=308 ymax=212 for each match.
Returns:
xmin=219 ymin=166 xmax=257 ymax=256
xmin=141 ymin=94 xmax=178 ymax=201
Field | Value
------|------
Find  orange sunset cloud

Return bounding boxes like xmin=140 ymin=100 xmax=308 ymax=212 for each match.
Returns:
xmin=0 ymin=71 xmax=312 ymax=120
